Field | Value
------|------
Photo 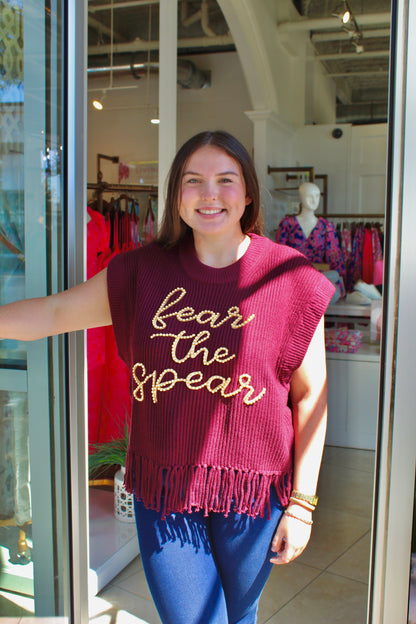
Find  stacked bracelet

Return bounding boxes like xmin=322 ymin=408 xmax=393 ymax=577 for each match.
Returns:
xmin=290 ymin=490 xmax=318 ymax=510
xmin=289 ymin=496 xmax=316 ymax=512
xmin=284 ymin=510 xmax=313 ymax=526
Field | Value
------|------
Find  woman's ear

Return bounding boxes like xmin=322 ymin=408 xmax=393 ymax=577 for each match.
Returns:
xmin=245 ymin=195 xmax=252 ymax=206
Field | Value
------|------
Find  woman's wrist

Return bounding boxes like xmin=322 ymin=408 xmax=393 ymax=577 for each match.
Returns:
xmin=284 ymin=505 xmax=314 ymax=526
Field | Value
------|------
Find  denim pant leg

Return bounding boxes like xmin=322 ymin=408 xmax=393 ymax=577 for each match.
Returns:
xmin=134 ymin=489 xmax=283 ymax=624
xmin=209 ymin=487 xmax=284 ymax=623
xmin=134 ymin=500 xmax=229 ymax=624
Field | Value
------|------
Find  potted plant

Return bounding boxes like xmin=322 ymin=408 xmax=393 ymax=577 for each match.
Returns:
xmin=89 ymin=424 xmax=134 ymax=523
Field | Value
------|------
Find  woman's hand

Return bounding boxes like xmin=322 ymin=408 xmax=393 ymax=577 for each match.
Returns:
xmin=270 ymin=505 xmax=313 ymax=565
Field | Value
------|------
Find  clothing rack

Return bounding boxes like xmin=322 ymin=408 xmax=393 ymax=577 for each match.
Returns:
xmin=87 ymin=152 xmax=158 ymax=213
xmin=325 ymin=213 xmax=384 ymax=220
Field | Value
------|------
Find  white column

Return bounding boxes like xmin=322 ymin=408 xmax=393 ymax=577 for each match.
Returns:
xmin=245 ymin=109 xmax=294 ymax=238
xmin=158 ymin=0 xmax=178 ymax=226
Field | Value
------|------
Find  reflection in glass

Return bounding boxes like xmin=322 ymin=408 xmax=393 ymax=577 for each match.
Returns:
xmin=0 ymin=0 xmax=69 ymax=618
xmin=409 ymin=480 xmax=416 ymax=623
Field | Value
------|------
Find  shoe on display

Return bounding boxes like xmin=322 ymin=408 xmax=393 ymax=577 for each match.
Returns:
xmin=345 ymin=291 xmax=372 ymax=305
xmin=354 ymin=279 xmax=382 ymax=300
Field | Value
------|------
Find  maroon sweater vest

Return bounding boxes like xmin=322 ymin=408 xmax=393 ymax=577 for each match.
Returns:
xmin=107 ymin=233 xmax=335 ymax=518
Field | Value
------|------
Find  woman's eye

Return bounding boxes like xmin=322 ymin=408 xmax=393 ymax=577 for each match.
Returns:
xmin=184 ymin=177 xmax=200 ymax=184
xmin=219 ymin=177 xmax=233 ymax=184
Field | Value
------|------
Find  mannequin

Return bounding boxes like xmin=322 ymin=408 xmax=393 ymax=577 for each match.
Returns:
xmin=296 ymin=182 xmax=321 ymax=238
xmin=276 ymin=182 xmax=346 ymax=300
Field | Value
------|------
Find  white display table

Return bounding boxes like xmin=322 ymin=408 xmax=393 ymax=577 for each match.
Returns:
xmin=325 ymin=303 xmax=380 ymax=450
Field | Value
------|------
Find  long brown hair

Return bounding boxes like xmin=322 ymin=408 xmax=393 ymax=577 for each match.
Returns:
xmin=156 ymin=130 xmax=263 ymax=247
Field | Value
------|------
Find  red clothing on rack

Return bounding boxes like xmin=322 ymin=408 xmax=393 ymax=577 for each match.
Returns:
xmin=362 ymin=227 xmax=374 ymax=284
xmin=87 ymin=207 xmax=131 ymax=446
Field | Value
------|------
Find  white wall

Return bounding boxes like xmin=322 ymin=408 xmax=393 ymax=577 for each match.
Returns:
xmin=177 ymin=52 xmax=253 ymax=148
xmin=292 ymin=124 xmax=353 ymax=216
xmin=292 ymin=123 xmax=387 ymax=214
xmin=87 ymin=51 xmax=252 ymax=188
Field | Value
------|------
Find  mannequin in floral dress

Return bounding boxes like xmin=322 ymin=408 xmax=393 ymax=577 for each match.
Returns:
xmin=276 ymin=182 xmax=345 ymax=299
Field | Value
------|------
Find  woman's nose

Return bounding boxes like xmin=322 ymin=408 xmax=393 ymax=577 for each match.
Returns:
xmin=202 ymin=180 xmax=217 ymax=200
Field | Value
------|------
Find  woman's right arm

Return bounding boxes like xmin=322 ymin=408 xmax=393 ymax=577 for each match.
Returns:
xmin=0 ymin=268 xmax=112 ymax=341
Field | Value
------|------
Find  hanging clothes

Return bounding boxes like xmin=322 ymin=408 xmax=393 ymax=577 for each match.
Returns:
xmin=144 ymin=197 xmax=156 ymax=244
xmin=362 ymin=227 xmax=374 ymax=284
xmin=335 ymin=221 xmax=384 ymax=292
xmin=107 ymin=196 xmax=141 ymax=253
xmin=86 ymin=206 xmax=133 ymax=447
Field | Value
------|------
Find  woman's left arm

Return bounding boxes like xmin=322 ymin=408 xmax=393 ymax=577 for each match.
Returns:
xmin=270 ymin=316 xmax=328 ymax=565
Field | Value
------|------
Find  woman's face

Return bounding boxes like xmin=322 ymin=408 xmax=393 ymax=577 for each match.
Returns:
xmin=179 ymin=145 xmax=251 ymax=242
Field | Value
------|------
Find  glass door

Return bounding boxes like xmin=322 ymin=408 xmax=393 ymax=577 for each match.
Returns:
xmin=0 ymin=0 xmax=71 ymax=617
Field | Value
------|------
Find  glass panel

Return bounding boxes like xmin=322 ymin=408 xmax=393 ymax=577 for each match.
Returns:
xmin=0 ymin=0 xmax=70 ymax=618
xmin=410 ymin=476 xmax=416 ymax=624
xmin=87 ymin=0 xmax=160 ymax=600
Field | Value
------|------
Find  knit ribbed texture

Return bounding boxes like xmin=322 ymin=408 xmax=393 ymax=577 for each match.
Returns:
xmin=107 ymin=234 xmax=335 ymax=518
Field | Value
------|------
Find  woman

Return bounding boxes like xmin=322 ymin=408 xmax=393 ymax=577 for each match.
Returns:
xmin=0 ymin=131 xmax=334 ymax=624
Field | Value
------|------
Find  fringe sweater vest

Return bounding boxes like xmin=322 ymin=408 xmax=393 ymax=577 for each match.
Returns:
xmin=107 ymin=233 xmax=335 ymax=518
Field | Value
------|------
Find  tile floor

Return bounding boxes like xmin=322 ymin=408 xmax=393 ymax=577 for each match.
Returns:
xmin=90 ymin=445 xmax=376 ymax=624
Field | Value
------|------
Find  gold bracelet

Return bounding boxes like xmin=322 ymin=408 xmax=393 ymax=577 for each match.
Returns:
xmin=291 ymin=490 xmax=318 ymax=507
xmin=284 ymin=510 xmax=313 ymax=525
xmin=289 ymin=496 xmax=316 ymax=511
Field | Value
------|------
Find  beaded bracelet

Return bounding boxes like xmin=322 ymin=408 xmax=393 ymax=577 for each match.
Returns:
xmin=284 ymin=510 xmax=313 ymax=526
xmin=291 ymin=490 xmax=318 ymax=507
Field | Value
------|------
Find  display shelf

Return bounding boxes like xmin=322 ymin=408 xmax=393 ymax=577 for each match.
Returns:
xmin=326 ymin=342 xmax=380 ymax=362
xmin=326 ymin=302 xmax=372 ymax=318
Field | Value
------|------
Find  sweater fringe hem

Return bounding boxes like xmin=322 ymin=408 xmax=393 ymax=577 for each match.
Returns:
xmin=124 ymin=454 xmax=291 ymax=520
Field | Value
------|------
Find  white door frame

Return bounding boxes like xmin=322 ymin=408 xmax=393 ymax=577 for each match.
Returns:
xmin=369 ymin=1 xmax=416 ymax=622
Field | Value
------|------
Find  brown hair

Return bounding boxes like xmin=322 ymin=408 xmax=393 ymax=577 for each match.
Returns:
xmin=156 ymin=130 xmax=263 ymax=247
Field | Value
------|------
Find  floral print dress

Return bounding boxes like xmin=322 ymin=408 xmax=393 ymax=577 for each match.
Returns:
xmin=276 ymin=215 xmax=346 ymax=297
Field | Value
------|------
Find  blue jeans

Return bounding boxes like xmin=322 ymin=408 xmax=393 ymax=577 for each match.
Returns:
xmin=134 ymin=488 xmax=283 ymax=624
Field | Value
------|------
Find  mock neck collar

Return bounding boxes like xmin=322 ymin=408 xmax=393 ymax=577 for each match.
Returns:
xmin=178 ymin=232 xmax=264 ymax=284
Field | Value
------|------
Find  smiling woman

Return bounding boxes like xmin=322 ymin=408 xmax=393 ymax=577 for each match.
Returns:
xmin=0 ymin=126 xmax=335 ymax=623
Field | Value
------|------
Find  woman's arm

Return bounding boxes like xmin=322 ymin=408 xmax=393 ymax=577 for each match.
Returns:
xmin=0 ymin=268 xmax=112 ymax=341
xmin=270 ymin=315 xmax=328 ymax=564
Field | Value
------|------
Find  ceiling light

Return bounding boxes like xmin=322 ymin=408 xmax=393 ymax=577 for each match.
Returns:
xmin=332 ymin=2 xmax=352 ymax=25
xmin=92 ymin=89 xmax=107 ymax=110
xmin=150 ymin=106 xmax=159 ymax=124
xmin=342 ymin=9 xmax=351 ymax=24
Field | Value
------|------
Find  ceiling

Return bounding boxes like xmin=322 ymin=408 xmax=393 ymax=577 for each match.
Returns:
xmin=87 ymin=0 xmax=392 ymax=124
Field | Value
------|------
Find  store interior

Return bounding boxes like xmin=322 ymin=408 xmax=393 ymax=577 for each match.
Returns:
xmin=5 ymin=0 xmax=416 ymax=622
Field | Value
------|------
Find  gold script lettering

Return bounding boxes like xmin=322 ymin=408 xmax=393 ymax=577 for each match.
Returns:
xmin=152 ymin=287 xmax=255 ymax=331
xmin=150 ymin=330 xmax=235 ymax=366
xmin=132 ymin=362 xmax=266 ymax=406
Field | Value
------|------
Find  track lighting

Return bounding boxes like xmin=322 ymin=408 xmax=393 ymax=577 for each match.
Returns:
xmin=332 ymin=1 xmax=364 ymax=54
xmin=332 ymin=1 xmax=352 ymax=25
xmin=92 ymin=90 xmax=106 ymax=110
xmin=150 ymin=108 xmax=160 ymax=124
